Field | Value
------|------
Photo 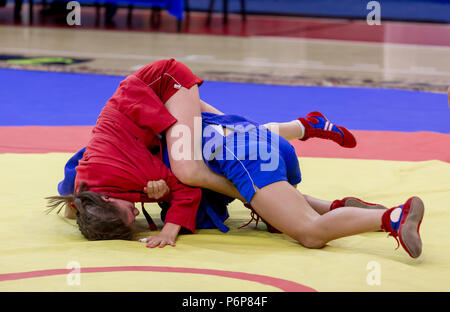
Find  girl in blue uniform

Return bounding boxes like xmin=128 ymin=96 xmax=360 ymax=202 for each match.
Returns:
xmin=193 ymin=111 xmax=424 ymax=259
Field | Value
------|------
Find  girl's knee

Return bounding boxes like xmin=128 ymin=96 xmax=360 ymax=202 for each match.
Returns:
xmin=294 ymin=228 xmax=327 ymax=249
xmin=297 ymin=235 xmax=326 ymax=249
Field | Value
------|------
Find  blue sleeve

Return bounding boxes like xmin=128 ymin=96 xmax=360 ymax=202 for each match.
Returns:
xmin=57 ymin=147 xmax=86 ymax=195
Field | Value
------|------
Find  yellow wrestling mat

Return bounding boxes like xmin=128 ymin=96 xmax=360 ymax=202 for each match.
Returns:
xmin=0 ymin=153 xmax=449 ymax=292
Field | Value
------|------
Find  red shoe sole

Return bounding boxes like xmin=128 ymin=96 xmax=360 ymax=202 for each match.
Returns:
xmin=343 ymin=197 xmax=387 ymax=210
xmin=398 ymin=196 xmax=424 ymax=258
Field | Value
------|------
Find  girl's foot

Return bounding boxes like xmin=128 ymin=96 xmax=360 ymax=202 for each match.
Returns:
xmin=330 ymin=197 xmax=387 ymax=211
xmin=381 ymin=196 xmax=424 ymax=258
xmin=298 ymin=111 xmax=357 ymax=148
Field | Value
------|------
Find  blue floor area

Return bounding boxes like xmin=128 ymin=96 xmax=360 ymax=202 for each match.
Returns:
xmin=1 ymin=68 xmax=449 ymax=133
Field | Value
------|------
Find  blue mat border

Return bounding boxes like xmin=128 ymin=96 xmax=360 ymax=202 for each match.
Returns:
xmin=1 ymin=68 xmax=449 ymax=133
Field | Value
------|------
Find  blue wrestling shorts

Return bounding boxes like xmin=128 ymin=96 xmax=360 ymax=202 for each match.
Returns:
xmin=202 ymin=113 xmax=302 ymax=204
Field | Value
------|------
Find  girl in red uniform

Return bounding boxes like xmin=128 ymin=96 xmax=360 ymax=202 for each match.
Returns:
xmin=47 ymin=58 xmax=252 ymax=246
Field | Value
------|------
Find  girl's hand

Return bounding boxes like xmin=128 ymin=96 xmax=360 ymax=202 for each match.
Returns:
xmin=144 ymin=179 xmax=170 ymax=200
xmin=139 ymin=233 xmax=176 ymax=248
xmin=138 ymin=222 xmax=181 ymax=248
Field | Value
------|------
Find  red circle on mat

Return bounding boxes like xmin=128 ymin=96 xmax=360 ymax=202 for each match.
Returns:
xmin=0 ymin=266 xmax=316 ymax=292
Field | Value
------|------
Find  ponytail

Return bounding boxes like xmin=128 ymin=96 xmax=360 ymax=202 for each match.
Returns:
xmin=45 ymin=194 xmax=75 ymax=215
xmin=45 ymin=183 xmax=133 ymax=240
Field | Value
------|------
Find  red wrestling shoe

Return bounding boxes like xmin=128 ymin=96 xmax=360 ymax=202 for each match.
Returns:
xmin=330 ymin=197 xmax=387 ymax=211
xmin=331 ymin=197 xmax=387 ymax=232
xmin=298 ymin=111 xmax=356 ymax=148
xmin=240 ymin=203 xmax=281 ymax=234
xmin=381 ymin=197 xmax=424 ymax=258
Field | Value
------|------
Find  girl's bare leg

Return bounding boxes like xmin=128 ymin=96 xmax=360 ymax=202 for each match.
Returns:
xmin=200 ymin=99 xmax=224 ymax=115
xmin=250 ymin=181 xmax=383 ymax=248
xmin=265 ymin=122 xmax=332 ymax=215
xmin=264 ymin=121 xmax=304 ymax=141
xmin=164 ymin=86 xmax=246 ymax=202
xmin=303 ymin=194 xmax=332 ymax=215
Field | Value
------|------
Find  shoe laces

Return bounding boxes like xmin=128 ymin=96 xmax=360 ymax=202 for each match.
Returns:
xmin=381 ymin=223 xmax=400 ymax=250
xmin=238 ymin=210 xmax=261 ymax=229
xmin=240 ymin=204 xmax=281 ymax=233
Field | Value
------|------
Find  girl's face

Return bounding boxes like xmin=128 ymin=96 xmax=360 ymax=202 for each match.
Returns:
xmin=101 ymin=196 xmax=140 ymax=226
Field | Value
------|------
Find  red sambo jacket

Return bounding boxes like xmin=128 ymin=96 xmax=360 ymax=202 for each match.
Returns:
xmin=75 ymin=74 xmax=201 ymax=232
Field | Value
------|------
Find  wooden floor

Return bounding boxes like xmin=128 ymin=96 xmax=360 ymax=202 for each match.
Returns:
xmin=0 ymin=5 xmax=449 ymax=92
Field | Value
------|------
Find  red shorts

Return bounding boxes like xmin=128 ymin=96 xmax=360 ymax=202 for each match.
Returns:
xmin=132 ymin=58 xmax=204 ymax=104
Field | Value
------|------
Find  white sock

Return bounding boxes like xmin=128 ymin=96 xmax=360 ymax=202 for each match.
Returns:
xmin=294 ymin=119 xmax=305 ymax=139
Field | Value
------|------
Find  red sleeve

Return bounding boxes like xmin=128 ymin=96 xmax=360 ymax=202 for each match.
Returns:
xmin=138 ymin=156 xmax=201 ymax=233
xmin=163 ymin=175 xmax=201 ymax=233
